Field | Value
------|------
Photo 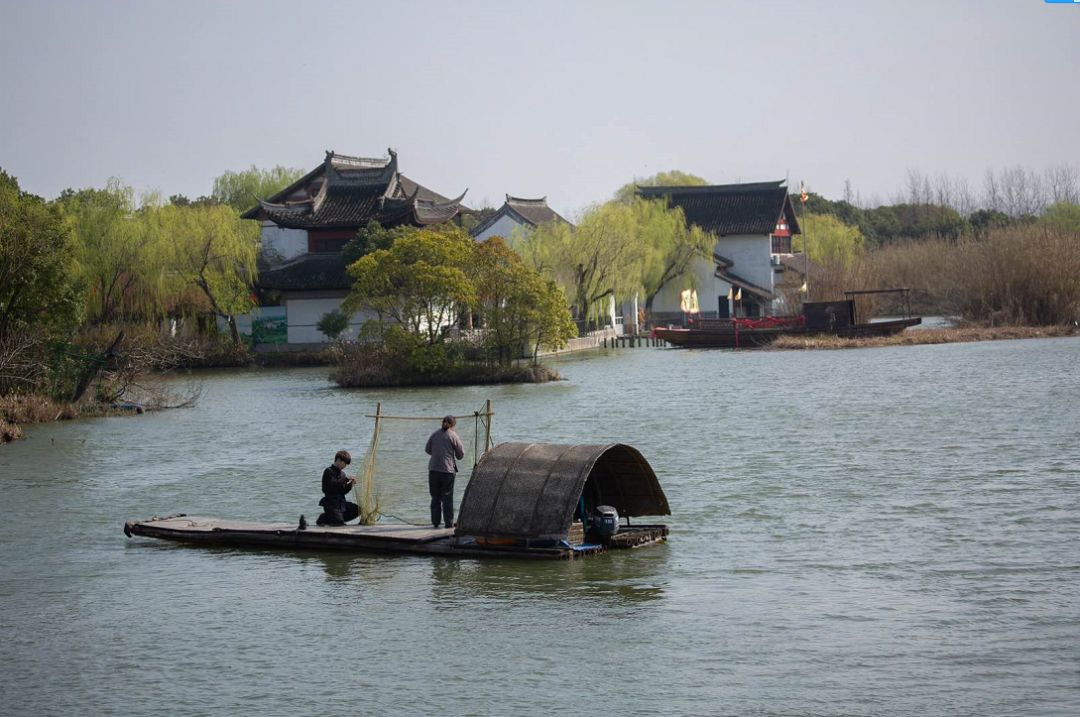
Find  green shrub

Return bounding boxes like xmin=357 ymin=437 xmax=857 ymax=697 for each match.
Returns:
xmin=316 ymin=309 xmax=350 ymax=340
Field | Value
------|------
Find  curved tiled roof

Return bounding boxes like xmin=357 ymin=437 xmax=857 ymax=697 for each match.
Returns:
xmin=470 ymin=195 xmax=570 ymax=237
xmin=637 ymin=181 xmax=801 ymax=236
xmin=242 ymin=149 xmax=467 ymax=229
xmin=257 ymin=252 xmax=353 ymax=291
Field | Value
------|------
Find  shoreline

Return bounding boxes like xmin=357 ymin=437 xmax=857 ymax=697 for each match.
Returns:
xmin=4 ymin=325 xmax=1077 ymax=443
xmin=0 ymin=395 xmax=144 ymax=444
xmin=770 ymin=324 xmax=1078 ymax=350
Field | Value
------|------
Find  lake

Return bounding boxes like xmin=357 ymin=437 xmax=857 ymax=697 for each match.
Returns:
xmin=1 ymin=337 xmax=1078 ymax=716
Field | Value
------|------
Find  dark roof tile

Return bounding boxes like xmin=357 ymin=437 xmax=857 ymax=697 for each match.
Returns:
xmin=257 ymin=253 xmax=352 ymax=291
xmin=242 ymin=149 xmax=467 ymax=228
xmin=638 ymin=181 xmax=801 ymax=236
xmin=470 ymin=195 xmax=570 ymax=237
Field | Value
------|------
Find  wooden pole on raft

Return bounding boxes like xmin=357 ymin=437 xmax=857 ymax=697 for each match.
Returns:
xmin=472 ymin=399 xmax=494 ymax=466
xmin=484 ymin=399 xmax=493 ymax=452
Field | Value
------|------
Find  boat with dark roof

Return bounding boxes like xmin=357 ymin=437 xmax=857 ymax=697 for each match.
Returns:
xmin=124 ymin=442 xmax=670 ymax=560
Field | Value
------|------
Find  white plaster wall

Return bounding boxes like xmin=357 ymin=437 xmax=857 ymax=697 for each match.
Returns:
xmin=285 ymin=297 xmax=377 ymax=344
xmin=716 ymin=234 xmax=774 ymax=293
xmin=474 ymin=215 xmax=527 ymax=243
xmin=651 ymin=256 xmax=724 ymax=315
xmin=650 ymin=235 xmax=777 ymax=316
xmin=260 ymin=223 xmax=308 ymax=263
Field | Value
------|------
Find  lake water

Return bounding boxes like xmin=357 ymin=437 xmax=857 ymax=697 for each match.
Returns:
xmin=1 ymin=338 xmax=1078 ymax=716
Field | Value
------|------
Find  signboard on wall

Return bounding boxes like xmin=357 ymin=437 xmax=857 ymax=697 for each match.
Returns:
xmin=251 ymin=307 xmax=287 ymax=345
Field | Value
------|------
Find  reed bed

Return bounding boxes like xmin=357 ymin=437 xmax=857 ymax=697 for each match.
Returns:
xmin=772 ymin=325 xmax=1077 ymax=351
xmin=0 ymin=394 xmax=85 ymax=444
xmin=862 ymin=225 xmax=1080 ymax=325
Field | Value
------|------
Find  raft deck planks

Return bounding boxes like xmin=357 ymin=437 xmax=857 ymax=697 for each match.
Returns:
xmin=124 ymin=515 xmax=668 ymax=560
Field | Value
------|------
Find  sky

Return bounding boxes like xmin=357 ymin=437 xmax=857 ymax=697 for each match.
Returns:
xmin=1 ymin=0 xmax=1078 ymax=217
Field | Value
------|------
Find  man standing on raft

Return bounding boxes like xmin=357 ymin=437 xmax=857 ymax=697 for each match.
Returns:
xmin=316 ymin=450 xmax=358 ymax=526
xmin=426 ymin=415 xmax=465 ymax=529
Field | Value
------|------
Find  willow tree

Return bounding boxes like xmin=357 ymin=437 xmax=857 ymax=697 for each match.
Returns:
xmin=471 ymin=237 xmax=576 ymax=365
xmin=158 ymin=203 xmax=258 ymax=345
xmin=614 ymin=170 xmax=709 ymax=204
xmin=212 ymin=166 xmax=307 ymax=213
xmin=58 ymin=180 xmax=173 ymax=323
xmin=633 ymin=198 xmax=716 ymax=315
xmin=794 ymin=213 xmax=866 ymax=267
xmin=526 ymin=202 xmax=643 ymax=324
xmin=343 ymin=225 xmax=476 ymax=345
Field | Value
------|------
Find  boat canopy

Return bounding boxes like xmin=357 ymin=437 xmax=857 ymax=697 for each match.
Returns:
xmin=456 ymin=443 xmax=671 ymax=541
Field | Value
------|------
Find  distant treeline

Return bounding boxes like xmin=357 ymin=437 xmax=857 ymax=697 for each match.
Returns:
xmin=800 ymin=165 xmax=1080 ymax=245
xmin=790 ymin=166 xmax=1080 ymax=326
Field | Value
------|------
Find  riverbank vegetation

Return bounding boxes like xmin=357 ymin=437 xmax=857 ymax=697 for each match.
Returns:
xmin=3 ymin=160 xmax=1078 ymax=440
xmin=0 ymin=166 xmax=302 ymax=441
xmin=773 ymin=324 xmax=1077 ymax=351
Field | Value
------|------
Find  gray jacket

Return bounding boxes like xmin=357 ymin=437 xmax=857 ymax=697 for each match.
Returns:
xmin=426 ymin=428 xmax=465 ymax=473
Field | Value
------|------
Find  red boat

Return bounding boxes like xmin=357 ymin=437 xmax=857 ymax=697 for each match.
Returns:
xmin=653 ymin=291 xmax=922 ymax=349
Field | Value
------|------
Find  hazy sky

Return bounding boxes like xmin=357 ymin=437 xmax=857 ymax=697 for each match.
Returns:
xmin=2 ymin=0 xmax=1077 ymax=216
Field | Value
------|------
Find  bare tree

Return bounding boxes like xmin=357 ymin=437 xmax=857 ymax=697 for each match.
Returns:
xmin=983 ymin=169 xmax=1002 ymax=213
xmin=954 ymin=176 xmax=976 ymax=216
xmin=1045 ymin=164 xmax=1079 ymax=205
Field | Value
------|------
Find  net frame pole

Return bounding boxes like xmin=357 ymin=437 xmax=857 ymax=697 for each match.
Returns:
xmin=484 ymin=399 xmax=492 ymax=452
xmin=355 ymin=401 xmax=383 ymax=524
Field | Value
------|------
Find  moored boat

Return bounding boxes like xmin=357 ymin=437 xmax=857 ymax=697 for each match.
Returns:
xmin=653 ymin=290 xmax=922 ymax=349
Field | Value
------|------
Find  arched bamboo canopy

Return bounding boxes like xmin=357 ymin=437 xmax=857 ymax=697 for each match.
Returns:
xmin=456 ymin=443 xmax=670 ymax=541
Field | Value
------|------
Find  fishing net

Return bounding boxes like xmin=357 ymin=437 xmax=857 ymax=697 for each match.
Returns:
xmin=352 ymin=402 xmax=494 ymax=525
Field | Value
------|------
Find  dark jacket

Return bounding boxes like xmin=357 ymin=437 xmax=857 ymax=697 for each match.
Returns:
xmin=319 ymin=464 xmax=352 ymax=510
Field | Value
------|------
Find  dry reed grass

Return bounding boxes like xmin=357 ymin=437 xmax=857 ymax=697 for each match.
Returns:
xmin=862 ymin=225 xmax=1080 ymax=324
xmin=0 ymin=394 xmax=71 ymax=424
xmin=772 ymin=325 xmax=1077 ymax=351
xmin=0 ymin=394 xmax=83 ymax=444
xmin=0 ymin=419 xmax=23 ymax=443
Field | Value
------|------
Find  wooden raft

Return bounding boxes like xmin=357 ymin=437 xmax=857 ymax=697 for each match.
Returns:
xmin=123 ymin=515 xmax=667 ymax=560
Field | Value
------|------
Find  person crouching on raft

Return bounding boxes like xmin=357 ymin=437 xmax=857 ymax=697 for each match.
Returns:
xmin=316 ymin=450 xmax=358 ymax=526
xmin=425 ymin=415 xmax=465 ymax=529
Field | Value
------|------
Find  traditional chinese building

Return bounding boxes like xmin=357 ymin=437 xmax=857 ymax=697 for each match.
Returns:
xmin=637 ymin=181 xmax=802 ymax=322
xmin=470 ymin=195 xmax=571 ymax=242
xmin=241 ymin=149 xmax=468 ymax=346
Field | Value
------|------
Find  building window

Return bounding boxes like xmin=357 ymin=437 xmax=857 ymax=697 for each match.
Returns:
xmin=771 ymin=235 xmax=792 ymax=254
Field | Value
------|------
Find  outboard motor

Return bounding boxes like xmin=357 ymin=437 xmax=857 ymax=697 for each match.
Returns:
xmin=588 ymin=505 xmax=620 ymax=543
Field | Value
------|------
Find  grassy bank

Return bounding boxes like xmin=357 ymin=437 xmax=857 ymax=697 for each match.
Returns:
xmin=0 ymin=394 xmax=146 ymax=444
xmin=772 ymin=324 xmax=1078 ymax=351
